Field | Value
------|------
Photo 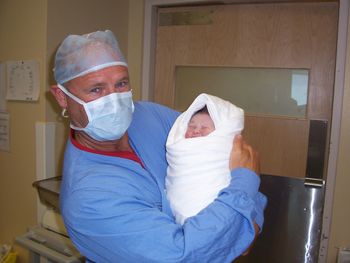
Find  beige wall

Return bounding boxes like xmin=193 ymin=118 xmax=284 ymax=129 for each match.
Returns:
xmin=0 ymin=0 xmax=47 ymax=262
xmin=327 ymin=6 xmax=350 ymax=261
xmin=0 ymin=0 xmax=349 ymax=262
xmin=0 ymin=0 xmax=143 ymax=262
xmin=127 ymin=0 xmax=144 ymax=100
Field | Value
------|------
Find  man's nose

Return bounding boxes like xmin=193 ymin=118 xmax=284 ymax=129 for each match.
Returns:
xmin=104 ymin=85 xmax=121 ymax=96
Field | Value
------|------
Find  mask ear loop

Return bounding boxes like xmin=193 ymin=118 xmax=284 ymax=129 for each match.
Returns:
xmin=61 ymin=108 xmax=69 ymax=118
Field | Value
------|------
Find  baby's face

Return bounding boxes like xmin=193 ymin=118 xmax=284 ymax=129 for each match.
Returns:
xmin=185 ymin=113 xmax=215 ymax=138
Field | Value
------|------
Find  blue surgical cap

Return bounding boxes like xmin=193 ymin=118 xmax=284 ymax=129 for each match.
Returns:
xmin=53 ymin=30 xmax=127 ymax=84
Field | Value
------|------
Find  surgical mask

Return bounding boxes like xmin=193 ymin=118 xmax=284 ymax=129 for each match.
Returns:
xmin=57 ymin=84 xmax=134 ymax=141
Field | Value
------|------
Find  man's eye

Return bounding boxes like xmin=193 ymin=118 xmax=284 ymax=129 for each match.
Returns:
xmin=90 ymin=87 xmax=101 ymax=93
xmin=116 ymin=80 xmax=129 ymax=89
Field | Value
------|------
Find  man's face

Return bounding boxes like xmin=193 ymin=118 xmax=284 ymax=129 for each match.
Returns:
xmin=185 ymin=113 xmax=215 ymax=138
xmin=64 ymin=65 xmax=130 ymax=128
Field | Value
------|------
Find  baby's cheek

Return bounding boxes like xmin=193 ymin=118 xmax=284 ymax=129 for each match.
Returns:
xmin=201 ymin=131 xmax=209 ymax=136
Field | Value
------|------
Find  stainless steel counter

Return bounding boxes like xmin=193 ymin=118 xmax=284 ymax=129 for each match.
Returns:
xmin=33 ymin=176 xmax=61 ymax=212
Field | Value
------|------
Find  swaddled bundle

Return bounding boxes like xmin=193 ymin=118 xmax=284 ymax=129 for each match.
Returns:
xmin=166 ymin=93 xmax=244 ymax=225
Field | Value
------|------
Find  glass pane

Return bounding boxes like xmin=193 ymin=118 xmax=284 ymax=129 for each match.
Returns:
xmin=174 ymin=66 xmax=308 ymax=117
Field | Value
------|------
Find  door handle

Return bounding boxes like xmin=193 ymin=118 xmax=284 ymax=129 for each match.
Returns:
xmin=304 ymin=119 xmax=328 ymax=187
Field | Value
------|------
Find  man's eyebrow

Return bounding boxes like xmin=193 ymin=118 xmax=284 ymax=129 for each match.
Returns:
xmin=117 ymin=77 xmax=129 ymax=82
xmin=83 ymin=82 xmax=106 ymax=90
xmin=93 ymin=82 xmax=106 ymax=86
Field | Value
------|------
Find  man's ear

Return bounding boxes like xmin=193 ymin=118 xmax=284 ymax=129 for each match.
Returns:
xmin=51 ymin=85 xmax=67 ymax=109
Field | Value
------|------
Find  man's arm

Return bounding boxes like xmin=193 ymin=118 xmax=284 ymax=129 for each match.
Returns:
xmin=63 ymin=168 xmax=265 ymax=263
xmin=230 ymin=135 xmax=265 ymax=256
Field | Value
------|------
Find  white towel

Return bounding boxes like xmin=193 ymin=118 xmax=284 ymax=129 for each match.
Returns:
xmin=166 ymin=93 xmax=244 ymax=225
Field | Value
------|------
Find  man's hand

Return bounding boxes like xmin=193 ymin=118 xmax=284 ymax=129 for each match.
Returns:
xmin=241 ymin=222 xmax=260 ymax=256
xmin=229 ymin=135 xmax=260 ymax=175
xmin=230 ymin=135 xmax=261 ymax=256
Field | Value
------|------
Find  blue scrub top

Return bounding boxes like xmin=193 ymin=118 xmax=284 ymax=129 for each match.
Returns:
xmin=60 ymin=101 xmax=267 ymax=263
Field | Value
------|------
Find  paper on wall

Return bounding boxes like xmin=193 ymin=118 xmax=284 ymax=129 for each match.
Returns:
xmin=6 ymin=60 xmax=40 ymax=101
xmin=0 ymin=112 xmax=10 ymax=151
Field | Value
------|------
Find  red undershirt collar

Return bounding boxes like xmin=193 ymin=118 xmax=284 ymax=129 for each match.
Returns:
xmin=70 ymin=129 xmax=144 ymax=168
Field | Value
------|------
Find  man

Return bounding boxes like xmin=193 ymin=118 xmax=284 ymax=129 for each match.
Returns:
xmin=51 ymin=30 xmax=267 ymax=263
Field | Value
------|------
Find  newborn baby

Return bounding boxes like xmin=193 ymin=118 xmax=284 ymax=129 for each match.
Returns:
xmin=185 ymin=106 xmax=215 ymax=138
xmin=166 ymin=93 xmax=244 ymax=225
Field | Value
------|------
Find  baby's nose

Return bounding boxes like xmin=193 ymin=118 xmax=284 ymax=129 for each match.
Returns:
xmin=192 ymin=129 xmax=202 ymax=137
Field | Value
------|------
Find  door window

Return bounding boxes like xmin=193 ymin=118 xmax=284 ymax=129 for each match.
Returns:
xmin=175 ymin=66 xmax=309 ymax=118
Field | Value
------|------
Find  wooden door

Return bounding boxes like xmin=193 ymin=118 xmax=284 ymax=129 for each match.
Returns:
xmin=153 ymin=2 xmax=338 ymax=178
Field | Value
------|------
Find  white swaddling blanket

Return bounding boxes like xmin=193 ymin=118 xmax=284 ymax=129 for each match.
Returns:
xmin=166 ymin=93 xmax=244 ymax=225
